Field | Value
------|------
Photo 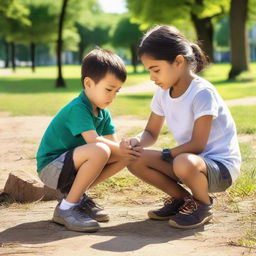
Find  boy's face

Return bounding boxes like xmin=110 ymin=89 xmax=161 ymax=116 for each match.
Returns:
xmin=85 ymin=72 xmax=123 ymax=110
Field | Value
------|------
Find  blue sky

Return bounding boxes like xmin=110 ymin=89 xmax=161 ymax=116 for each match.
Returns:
xmin=98 ymin=0 xmax=127 ymax=14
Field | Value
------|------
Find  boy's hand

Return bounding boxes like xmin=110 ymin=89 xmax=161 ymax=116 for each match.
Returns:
xmin=119 ymin=139 xmax=141 ymax=162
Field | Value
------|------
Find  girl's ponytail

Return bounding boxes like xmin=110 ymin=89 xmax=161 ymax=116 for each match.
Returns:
xmin=138 ymin=25 xmax=209 ymax=74
xmin=190 ymin=43 xmax=209 ymax=73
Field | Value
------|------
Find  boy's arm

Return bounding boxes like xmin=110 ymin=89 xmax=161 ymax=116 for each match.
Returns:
xmin=103 ymin=133 xmax=118 ymax=142
xmin=81 ymin=130 xmax=139 ymax=157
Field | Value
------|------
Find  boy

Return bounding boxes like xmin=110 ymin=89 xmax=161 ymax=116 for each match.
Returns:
xmin=37 ymin=48 xmax=139 ymax=232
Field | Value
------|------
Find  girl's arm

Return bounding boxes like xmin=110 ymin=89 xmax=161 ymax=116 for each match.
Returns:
xmin=134 ymin=112 xmax=165 ymax=147
xmin=170 ymin=115 xmax=213 ymax=157
xmin=82 ymin=130 xmax=140 ymax=158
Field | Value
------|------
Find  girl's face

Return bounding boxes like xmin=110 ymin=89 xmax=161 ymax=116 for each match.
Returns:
xmin=141 ymin=54 xmax=183 ymax=90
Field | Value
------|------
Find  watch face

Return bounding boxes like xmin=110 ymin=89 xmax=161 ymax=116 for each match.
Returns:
xmin=163 ymin=149 xmax=170 ymax=155
xmin=162 ymin=149 xmax=172 ymax=163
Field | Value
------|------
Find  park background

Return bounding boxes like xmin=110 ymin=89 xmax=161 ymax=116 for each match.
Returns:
xmin=0 ymin=0 xmax=256 ymax=254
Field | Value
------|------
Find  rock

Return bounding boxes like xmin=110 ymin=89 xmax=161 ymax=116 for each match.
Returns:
xmin=3 ymin=170 xmax=61 ymax=203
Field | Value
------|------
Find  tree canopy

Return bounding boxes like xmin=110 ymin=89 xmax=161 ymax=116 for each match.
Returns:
xmin=112 ymin=16 xmax=143 ymax=72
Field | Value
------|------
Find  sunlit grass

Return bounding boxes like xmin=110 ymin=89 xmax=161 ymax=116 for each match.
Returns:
xmin=0 ymin=63 xmax=256 ymax=116
xmin=228 ymin=142 xmax=256 ymax=198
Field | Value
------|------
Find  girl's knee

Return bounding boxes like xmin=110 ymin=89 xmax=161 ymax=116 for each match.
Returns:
xmin=173 ymin=153 xmax=198 ymax=180
xmin=128 ymin=150 xmax=154 ymax=174
xmin=127 ymin=156 xmax=145 ymax=175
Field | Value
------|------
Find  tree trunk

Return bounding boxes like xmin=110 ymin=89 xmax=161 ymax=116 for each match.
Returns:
xmin=191 ymin=14 xmax=214 ymax=62
xmin=56 ymin=0 xmax=68 ymax=88
xmin=4 ymin=41 xmax=9 ymax=68
xmin=79 ymin=44 xmax=85 ymax=63
xmin=130 ymin=44 xmax=137 ymax=73
xmin=30 ymin=42 xmax=36 ymax=73
xmin=10 ymin=42 xmax=16 ymax=72
xmin=228 ymin=0 xmax=249 ymax=80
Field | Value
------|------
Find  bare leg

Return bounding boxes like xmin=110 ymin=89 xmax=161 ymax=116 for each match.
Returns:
xmin=89 ymin=154 xmax=127 ymax=188
xmin=173 ymin=153 xmax=210 ymax=204
xmin=66 ymin=142 xmax=111 ymax=203
xmin=128 ymin=149 xmax=190 ymax=199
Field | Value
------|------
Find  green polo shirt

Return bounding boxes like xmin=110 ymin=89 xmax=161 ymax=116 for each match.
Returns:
xmin=36 ymin=91 xmax=115 ymax=172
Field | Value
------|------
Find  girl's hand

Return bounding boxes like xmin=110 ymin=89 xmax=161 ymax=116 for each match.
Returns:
xmin=129 ymin=137 xmax=140 ymax=148
xmin=129 ymin=137 xmax=143 ymax=154
xmin=119 ymin=139 xmax=141 ymax=162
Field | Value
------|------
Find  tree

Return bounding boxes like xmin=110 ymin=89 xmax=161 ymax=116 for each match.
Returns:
xmin=56 ymin=0 xmax=69 ymax=88
xmin=112 ymin=16 xmax=142 ymax=73
xmin=1 ymin=38 xmax=10 ymax=68
xmin=0 ymin=0 xmax=30 ymax=71
xmin=228 ymin=0 xmax=249 ymax=79
xmin=19 ymin=0 xmax=59 ymax=72
xmin=215 ymin=16 xmax=229 ymax=49
xmin=127 ymin=0 xmax=229 ymax=62
xmin=55 ymin=0 xmax=98 ymax=87
xmin=75 ymin=6 xmax=117 ymax=61
xmin=76 ymin=13 xmax=111 ymax=62
xmin=189 ymin=0 xmax=224 ymax=62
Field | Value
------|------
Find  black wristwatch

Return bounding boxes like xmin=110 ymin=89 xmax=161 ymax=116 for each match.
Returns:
xmin=161 ymin=148 xmax=174 ymax=163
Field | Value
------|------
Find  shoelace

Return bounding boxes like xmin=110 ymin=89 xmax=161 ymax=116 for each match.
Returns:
xmin=163 ymin=197 xmax=175 ymax=206
xmin=73 ymin=205 xmax=91 ymax=218
xmin=80 ymin=196 xmax=102 ymax=210
xmin=178 ymin=198 xmax=199 ymax=215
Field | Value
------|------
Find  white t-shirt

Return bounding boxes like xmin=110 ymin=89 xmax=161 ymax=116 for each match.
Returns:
xmin=151 ymin=76 xmax=241 ymax=182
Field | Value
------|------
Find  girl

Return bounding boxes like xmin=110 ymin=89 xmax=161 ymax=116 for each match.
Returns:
xmin=127 ymin=25 xmax=241 ymax=229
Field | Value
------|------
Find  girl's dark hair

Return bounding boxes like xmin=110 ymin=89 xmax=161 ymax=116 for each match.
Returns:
xmin=138 ymin=25 xmax=208 ymax=73
xmin=81 ymin=47 xmax=127 ymax=86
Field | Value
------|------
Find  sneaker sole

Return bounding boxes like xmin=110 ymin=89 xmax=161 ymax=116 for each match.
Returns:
xmin=148 ymin=211 xmax=175 ymax=220
xmin=168 ymin=215 xmax=213 ymax=229
xmin=52 ymin=216 xmax=100 ymax=232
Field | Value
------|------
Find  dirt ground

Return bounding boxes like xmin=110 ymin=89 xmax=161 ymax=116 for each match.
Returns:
xmin=0 ymin=113 xmax=255 ymax=256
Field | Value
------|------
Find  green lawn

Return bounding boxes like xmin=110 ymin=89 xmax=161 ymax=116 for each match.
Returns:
xmin=0 ymin=63 xmax=256 ymax=116
xmin=202 ymin=63 xmax=256 ymax=99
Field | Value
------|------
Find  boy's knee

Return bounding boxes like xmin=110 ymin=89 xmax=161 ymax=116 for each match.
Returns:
xmin=94 ymin=142 xmax=111 ymax=159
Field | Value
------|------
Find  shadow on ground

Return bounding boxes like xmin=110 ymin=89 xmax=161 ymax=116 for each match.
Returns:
xmin=0 ymin=219 xmax=204 ymax=252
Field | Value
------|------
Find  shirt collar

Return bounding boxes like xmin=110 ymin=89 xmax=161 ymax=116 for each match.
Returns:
xmin=79 ymin=90 xmax=103 ymax=120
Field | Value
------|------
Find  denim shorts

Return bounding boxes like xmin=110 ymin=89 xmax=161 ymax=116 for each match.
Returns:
xmin=202 ymin=157 xmax=232 ymax=193
xmin=38 ymin=149 xmax=77 ymax=194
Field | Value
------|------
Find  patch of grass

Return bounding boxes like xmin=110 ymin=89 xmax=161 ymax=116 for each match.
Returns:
xmin=90 ymin=169 xmax=164 ymax=200
xmin=0 ymin=63 xmax=256 ymax=116
xmin=201 ymin=63 xmax=256 ymax=99
xmin=229 ymin=105 xmax=256 ymax=134
xmin=0 ymin=65 xmax=149 ymax=116
xmin=155 ymin=125 xmax=177 ymax=149
xmin=109 ymin=94 xmax=152 ymax=118
xmin=228 ymin=142 xmax=256 ymax=198
xmin=0 ymin=192 xmax=15 ymax=206
xmin=229 ymin=210 xmax=256 ymax=249
xmin=122 ymin=126 xmax=144 ymax=138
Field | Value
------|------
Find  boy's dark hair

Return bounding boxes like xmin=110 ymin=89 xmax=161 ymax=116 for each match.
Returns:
xmin=138 ymin=25 xmax=209 ymax=73
xmin=81 ymin=47 xmax=127 ymax=86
